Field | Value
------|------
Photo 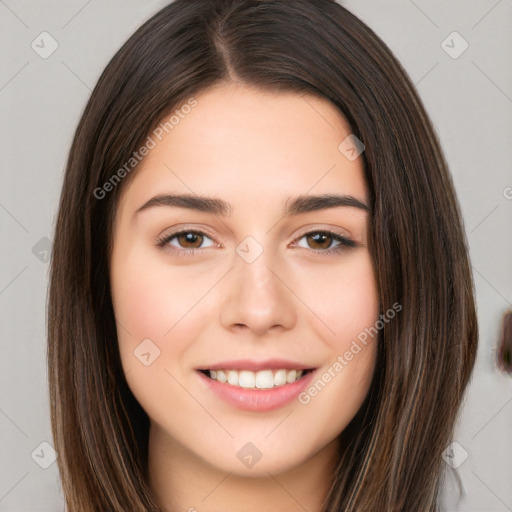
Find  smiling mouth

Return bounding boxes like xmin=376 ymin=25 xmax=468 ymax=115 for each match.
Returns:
xmin=198 ymin=368 xmax=314 ymax=389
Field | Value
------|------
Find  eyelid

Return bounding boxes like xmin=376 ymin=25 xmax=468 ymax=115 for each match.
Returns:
xmin=291 ymin=224 xmax=354 ymax=242
xmin=156 ymin=224 xmax=219 ymax=240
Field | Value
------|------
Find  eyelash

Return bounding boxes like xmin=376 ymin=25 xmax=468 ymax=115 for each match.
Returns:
xmin=155 ymin=228 xmax=357 ymax=257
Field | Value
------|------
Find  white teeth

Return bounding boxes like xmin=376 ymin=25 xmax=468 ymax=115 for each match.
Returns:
xmin=227 ymin=370 xmax=239 ymax=386
xmin=255 ymin=370 xmax=273 ymax=389
xmin=206 ymin=368 xmax=306 ymax=389
xmin=286 ymin=369 xmax=297 ymax=383
xmin=239 ymin=370 xmax=256 ymax=388
xmin=274 ymin=369 xmax=287 ymax=386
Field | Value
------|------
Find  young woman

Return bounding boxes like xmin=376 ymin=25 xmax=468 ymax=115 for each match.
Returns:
xmin=47 ymin=1 xmax=478 ymax=510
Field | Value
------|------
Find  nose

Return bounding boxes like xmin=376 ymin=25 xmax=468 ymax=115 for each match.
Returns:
xmin=219 ymin=247 xmax=297 ymax=337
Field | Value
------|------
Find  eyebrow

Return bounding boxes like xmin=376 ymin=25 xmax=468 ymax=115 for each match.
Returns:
xmin=133 ymin=192 xmax=371 ymax=219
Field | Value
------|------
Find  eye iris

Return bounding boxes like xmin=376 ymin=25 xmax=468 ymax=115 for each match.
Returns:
xmin=178 ymin=232 xmax=203 ymax=248
xmin=308 ymin=232 xmax=332 ymax=249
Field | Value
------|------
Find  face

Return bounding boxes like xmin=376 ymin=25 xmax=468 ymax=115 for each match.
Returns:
xmin=109 ymin=82 xmax=379 ymax=477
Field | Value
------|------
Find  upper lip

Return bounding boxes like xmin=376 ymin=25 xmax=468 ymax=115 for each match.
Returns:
xmin=197 ymin=359 xmax=315 ymax=372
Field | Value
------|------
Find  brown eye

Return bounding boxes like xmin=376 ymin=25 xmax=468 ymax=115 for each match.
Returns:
xmin=306 ymin=232 xmax=333 ymax=250
xmin=176 ymin=231 xmax=204 ymax=249
xmin=156 ymin=230 xmax=216 ymax=252
xmin=295 ymin=230 xmax=356 ymax=254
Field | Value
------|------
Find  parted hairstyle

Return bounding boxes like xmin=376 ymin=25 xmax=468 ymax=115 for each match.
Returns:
xmin=47 ymin=0 xmax=478 ymax=510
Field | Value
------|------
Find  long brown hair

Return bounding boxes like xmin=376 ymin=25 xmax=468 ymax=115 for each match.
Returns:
xmin=47 ymin=0 xmax=478 ymax=510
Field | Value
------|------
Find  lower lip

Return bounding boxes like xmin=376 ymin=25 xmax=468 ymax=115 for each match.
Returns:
xmin=196 ymin=370 xmax=316 ymax=412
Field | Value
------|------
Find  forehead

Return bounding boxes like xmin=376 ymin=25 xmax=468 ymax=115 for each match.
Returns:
xmin=116 ymin=83 xmax=368 ymax=220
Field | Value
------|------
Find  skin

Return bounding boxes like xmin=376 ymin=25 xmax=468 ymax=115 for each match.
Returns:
xmin=109 ymin=82 xmax=380 ymax=512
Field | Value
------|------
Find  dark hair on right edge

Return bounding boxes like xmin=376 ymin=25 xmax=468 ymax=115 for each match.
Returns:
xmin=47 ymin=0 xmax=478 ymax=510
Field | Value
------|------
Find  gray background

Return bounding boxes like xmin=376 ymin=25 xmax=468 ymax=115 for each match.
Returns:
xmin=1 ymin=0 xmax=511 ymax=510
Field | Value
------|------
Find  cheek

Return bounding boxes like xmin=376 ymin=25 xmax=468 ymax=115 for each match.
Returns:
xmin=290 ymin=251 xmax=379 ymax=423
xmin=110 ymin=245 xmax=177 ymax=374
xmin=110 ymin=247 xmax=207 ymax=416
xmin=110 ymin=244 xmax=225 ymax=390
xmin=294 ymin=250 xmax=379 ymax=346
xmin=327 ymin=253 xmax=379 ymax=398
xmin=111 ymin=245 xmax=212 ymax=341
